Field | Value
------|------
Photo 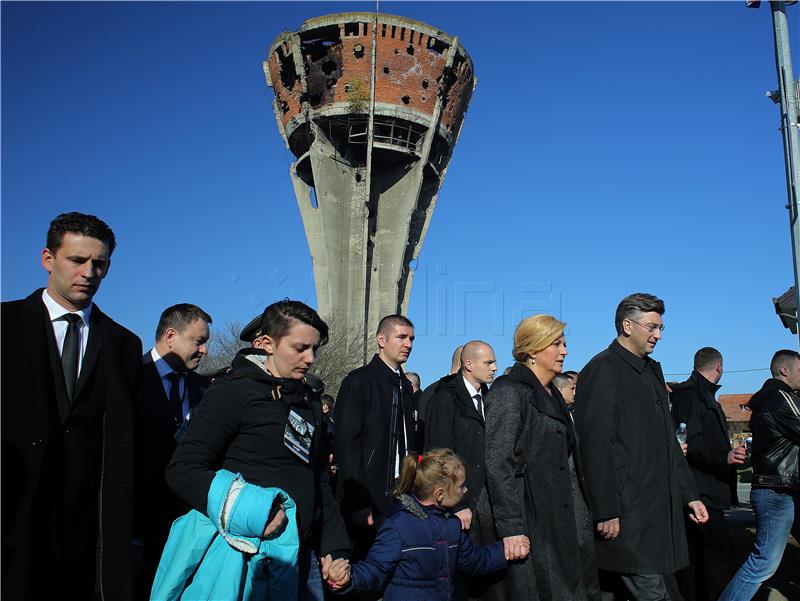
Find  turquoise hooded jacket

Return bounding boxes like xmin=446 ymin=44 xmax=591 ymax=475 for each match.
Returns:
xmin=151 ymin=469 xmax=299 ymax=600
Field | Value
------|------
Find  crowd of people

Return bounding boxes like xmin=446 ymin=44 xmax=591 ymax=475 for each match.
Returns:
xmin=2 ymin=211 xmax=799 ymax=601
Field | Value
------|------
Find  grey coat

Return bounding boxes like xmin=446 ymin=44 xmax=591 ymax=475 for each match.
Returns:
xmin=474 ymin=363 xmax=600 ymax=601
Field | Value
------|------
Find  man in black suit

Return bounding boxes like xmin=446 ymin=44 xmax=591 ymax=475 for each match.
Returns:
xmin=2 ymin=212 xmax=142 ymax=600
xmin=575 ymin=292 xmax=708 ymax=601
xmin=133 ymin=303 xmax=212 ymax=598
xmin=670 ymin=347 xmax=746 ymax=601
xmin=334 ymin=315 xmax=417 ymax=561
xmin=425 ymin=340 xmax=497 ymax=531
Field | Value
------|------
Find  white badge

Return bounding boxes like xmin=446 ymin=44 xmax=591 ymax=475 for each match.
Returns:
xmin=284 ymin=409 xmax=315 ymax=464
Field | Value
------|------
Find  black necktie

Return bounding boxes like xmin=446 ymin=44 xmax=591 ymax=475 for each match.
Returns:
xmin=167 ymin=372 xmax=184 ymax=427
xmin=474 ymin=393 xmax=483 ymax=418
xmin=61 ymin=313 xmax=82 ymax=403
xmin=395 ymin=375 xmax=406 ymax=459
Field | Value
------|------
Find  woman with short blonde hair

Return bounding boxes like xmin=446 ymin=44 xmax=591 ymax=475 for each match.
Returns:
xmin=512 ymin=314 xmax=566 ymax=364
xmin=473 ymin=314 xmax=601 ymax=601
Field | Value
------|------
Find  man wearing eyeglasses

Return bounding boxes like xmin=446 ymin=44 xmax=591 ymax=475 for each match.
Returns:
xmin=575 ymin=293 xmax=708 ymax=601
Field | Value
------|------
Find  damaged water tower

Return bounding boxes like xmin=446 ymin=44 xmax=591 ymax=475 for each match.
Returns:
xmin=264 ymin=12 xmax=475 ymax=354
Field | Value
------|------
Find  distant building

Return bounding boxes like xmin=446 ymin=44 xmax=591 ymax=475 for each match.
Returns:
xmin=719 ymin=394 xmax=753 ymax=443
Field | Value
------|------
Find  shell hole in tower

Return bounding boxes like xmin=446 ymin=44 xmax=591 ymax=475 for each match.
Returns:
xmin=401 ymin=95 xmax=411 ymax=105
xmin=353 ymin=44 xmax=365 ymax=59
xmin=406 ymin=45 xmax=414 ymax=55
xmin=383 ymin=66 xmax=390 ymax=74
xmin=355 ymin=173 xmax=362 ymax=183
xmin=421 ymin=80 xmax=429 ymax=89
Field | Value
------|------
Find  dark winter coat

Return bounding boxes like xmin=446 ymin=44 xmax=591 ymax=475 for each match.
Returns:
xmin=474 ymin=363 xmax=600 ymax=601
xmin=345 ymin=494 xmax=506 ymax=601
xmin=2 ymin=289 xmax=141 ymax=601
xmin=670 ymin=370 xmax=738 ymax=510
xmin=424 ymin=372 xmax=487 ymax=512
xmin=166 ymin=349 xmax=350 ymax=557
xmin=334 ymin=355 xmax=417 ymax=528
xmin=574 ymin=340 xmax=698 ymax=574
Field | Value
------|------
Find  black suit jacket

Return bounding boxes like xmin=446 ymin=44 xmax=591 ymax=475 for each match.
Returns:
xmin=133 ymin=352 xmax=208 ymax=591
xmin=424 ymin=371 xmax=487 ymax=512
xmin=1 ymin=289 xmax=141 ymax=600
xmin=334 ymin=355 xmax=417 ymax=530
xmin=133 ymin=351 xmax=209 ymax=599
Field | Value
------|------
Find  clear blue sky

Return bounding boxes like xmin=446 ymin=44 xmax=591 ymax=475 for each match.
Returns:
xmin=3 ymin=1 xmax=798 ymax=393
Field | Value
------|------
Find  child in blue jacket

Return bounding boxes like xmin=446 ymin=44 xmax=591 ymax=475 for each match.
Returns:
xmin=322 ymin=449 xmax=519 ymax=601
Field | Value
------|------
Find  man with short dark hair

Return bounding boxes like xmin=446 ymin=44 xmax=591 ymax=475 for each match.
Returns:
xmin=670 ymin=347 xmax=745 ymax=601
xmin=133 ymin=303 xmax=212 ymax=598
xmin=575 ymin=293 xmax=708 ymax=600
xmin=2 ymin=212 xmax=141 ymax=600
xmin=718 ymin=350 xmax=800 ymax=601
xmin=334 ymin=314 xmax=417 ymax=563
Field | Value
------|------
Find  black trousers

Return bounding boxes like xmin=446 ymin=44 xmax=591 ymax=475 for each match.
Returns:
xmin=675 ymin=506 xmax=735 ymax=601
xmin=599 ymin=570 xmax=684 ymax=601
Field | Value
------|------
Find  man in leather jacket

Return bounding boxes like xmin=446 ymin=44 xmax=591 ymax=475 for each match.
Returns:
xmin=718 ymin=349 xmax=800 ymax=601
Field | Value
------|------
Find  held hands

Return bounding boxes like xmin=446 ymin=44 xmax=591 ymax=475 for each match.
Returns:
xmin=502 ymin=535 xmax=531 ymax=561
xmin=596 ymin=517 xmax=620 ymax=540
xmin=727 ymin=445 xmax=747 ymax=465
xmin=687 ymin=500 xmax=709 ymax=524
xmin=320 ymin=555 xmax=351 ymax=590
xmin=455 ymin=508 xmax=472 ymax=531
xmin=680 ymin=443 xmax=688 ymax=456
xmin=262 ymin=503 xmax=286 ymax=538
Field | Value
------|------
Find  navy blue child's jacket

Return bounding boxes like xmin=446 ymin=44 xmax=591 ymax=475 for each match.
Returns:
xmin=342 ymin=494 xmax=507 ymax=601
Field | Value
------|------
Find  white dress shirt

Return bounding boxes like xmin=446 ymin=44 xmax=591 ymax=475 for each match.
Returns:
xmin=463 ymin=376 xmax=484 ymax=417
xmin=393 ymin=367 xmax=411 ymax=478
xmin=150 ymin=348 xmax=190 ymax=421
xmin=42 ymin=289 xmax=91 ymax=375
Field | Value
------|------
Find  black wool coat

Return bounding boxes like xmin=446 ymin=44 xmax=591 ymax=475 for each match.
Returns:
xmin=166 ymin=350 xmax=350 ymax=557
xmin=574 ymin=340 xmax=698 ymax=575
xmin=670 ymin=370 xmax=737 ymax=510
xmin=474 ymin=363 xmax=600 ymax=601
xmin=334 ymin=355 xmax=417 ymax=529
xmin=2 ymin=289 xmax=141 ymax=601
xmin=424 ymin=371 xmax=487 ymax=513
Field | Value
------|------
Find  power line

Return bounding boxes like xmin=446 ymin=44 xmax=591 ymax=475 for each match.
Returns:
xmin=664 ymin=368 xmax=769 ymax=376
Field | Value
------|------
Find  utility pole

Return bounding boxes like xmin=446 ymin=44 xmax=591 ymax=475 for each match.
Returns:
xmin=768 ymin=1 xmax=800 ymax=346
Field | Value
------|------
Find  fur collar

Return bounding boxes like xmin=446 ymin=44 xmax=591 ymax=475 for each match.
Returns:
xmin=398 ymin=494 xmax=429 ymax=520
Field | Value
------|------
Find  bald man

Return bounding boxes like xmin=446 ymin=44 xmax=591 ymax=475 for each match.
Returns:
xmin=424 ymin=341 xmax=497 ymax=530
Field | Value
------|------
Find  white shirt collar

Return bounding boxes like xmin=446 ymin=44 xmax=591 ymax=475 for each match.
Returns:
xmin=42 ymin=289 xmax=92 ymax=326
xmin=462 ymin=376 xmax=481 ymax=398
xmin=150 ymin=347 xmax=177 ymax=379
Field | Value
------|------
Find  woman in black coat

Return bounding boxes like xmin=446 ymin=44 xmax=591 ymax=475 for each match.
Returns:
xmin=473 ymin=315 xmax=600 ymax=601
xmin=166 ymin=300 xmax=351 ymax=597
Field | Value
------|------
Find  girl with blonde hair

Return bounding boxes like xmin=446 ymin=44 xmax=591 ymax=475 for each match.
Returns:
xmin=323 ymin=449 xmax=510 ymax=600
